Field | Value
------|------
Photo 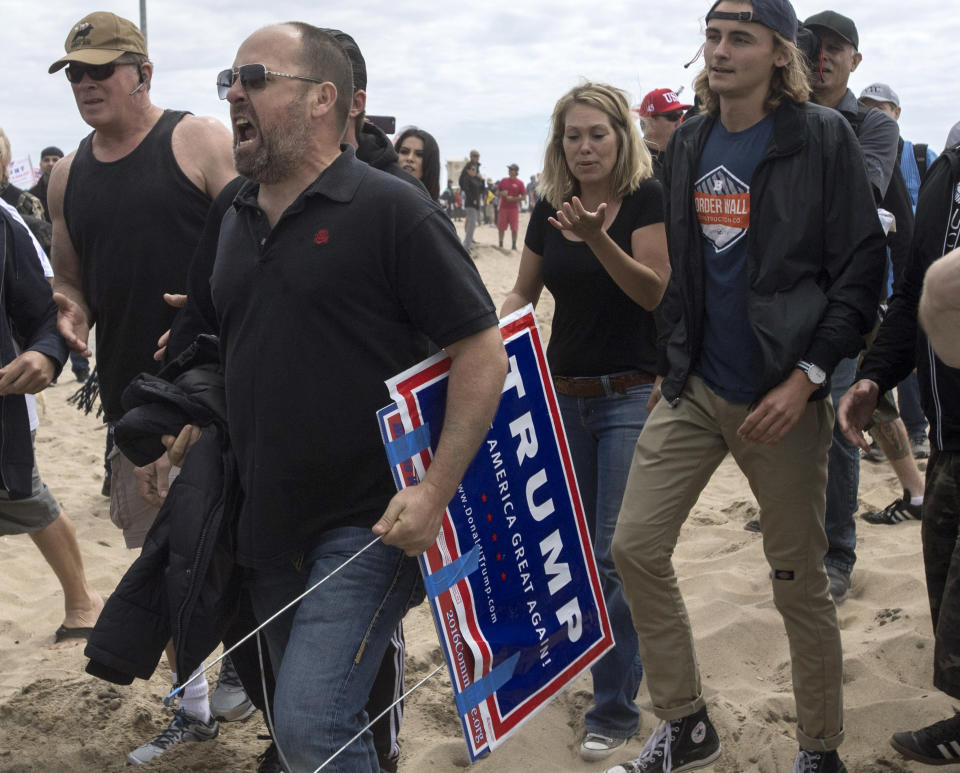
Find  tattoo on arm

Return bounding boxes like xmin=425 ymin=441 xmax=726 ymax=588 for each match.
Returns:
xmin=873 ymin=419 xmax=911 ymax=461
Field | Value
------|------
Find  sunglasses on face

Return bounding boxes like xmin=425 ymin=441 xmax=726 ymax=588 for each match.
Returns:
xmin=64 ymin=60 xmax=135 ymax=83
xmin=216 ymin=63 xmax=323 ymax=99
xmin=657 ymin=111 xmax=684 ymax=123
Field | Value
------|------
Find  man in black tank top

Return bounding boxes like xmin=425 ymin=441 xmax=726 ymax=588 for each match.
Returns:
xmin=45 ymin=10 xmax=235 ymax=767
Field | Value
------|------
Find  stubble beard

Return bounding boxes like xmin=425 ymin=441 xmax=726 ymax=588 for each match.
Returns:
xmin=234 ymin=95 xmax=312 ymax=184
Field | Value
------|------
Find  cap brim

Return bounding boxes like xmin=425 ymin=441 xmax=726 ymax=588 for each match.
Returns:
xmin=49 ymin=48 xmax=127 ymax=74
xmin=805 ymin=24 xmax=856 ymax=48
xmin=653 ymin=104 xmax=693 ymax=114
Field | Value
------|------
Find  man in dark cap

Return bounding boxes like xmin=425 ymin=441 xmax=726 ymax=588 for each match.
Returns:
xmin=28 ymin=146 xmax=63 ymax=223
xmin=802 ymin=10 xmax=926 ymax=605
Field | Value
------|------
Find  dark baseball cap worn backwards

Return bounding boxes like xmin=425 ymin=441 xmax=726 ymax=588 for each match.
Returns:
xmin=49 ymin=11 xmax=147 ymax=73
xmin=706 ymin=0 xmax=799 ymax=43
xmin=803 ymin=10 xmax=859 ymax=50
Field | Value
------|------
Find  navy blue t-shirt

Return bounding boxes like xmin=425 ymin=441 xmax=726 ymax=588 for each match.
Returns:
xmin=693 ymin=115 xmax=773 ymax=403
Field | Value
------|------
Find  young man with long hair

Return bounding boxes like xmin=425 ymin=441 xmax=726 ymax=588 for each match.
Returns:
xmin=605 ymin=1 xmax=886 ymax=771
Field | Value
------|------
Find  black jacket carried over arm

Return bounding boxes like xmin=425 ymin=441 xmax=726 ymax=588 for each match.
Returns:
xmin=858 ymin=145 xmax=960 ymax=452
xmin=657 ymin=100 xmax=887 ymax=405
xmin=84 ymin=336 xmax=242 ymax=684
xmin=0 ymin=208 xmax=67 ymax=497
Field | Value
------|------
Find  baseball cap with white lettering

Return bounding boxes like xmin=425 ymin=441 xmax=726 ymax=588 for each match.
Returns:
xmin=639 ymin=88 xmax=693 ymax=117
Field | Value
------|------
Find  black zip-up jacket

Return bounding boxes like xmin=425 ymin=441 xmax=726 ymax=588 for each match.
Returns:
xmin=657 ymin=99 xmax=887 ymax=404
xmin=84 ymin=336 xmax=241 ymax=683
xmin=0 ymin=209 xmax=67 ymax=497
xmin=858 ymin=146 xmax=960 ymax=452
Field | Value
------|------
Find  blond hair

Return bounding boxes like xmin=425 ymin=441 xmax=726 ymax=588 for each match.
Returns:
xmin=0 ymin=127 xmax=10 ymax=184
xmin=537 ymin=82 xmax=652 ymax=209
xmin=694 ymin=31 xmax=811 ymax=116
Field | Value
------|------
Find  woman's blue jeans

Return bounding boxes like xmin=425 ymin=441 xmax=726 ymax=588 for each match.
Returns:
xmin=558 ymin=380 xmax=651 ymax=739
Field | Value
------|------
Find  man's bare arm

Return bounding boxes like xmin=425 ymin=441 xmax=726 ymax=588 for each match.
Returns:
xmin=919 ymin=246 xmax=960 ymax=368
xmin=171 ymin=115 xmax=236 ymax=200
xmin=374 ymin=325 xmax=508 ymax=555
xmin=47 ymin=153 xmax=93 ymax=355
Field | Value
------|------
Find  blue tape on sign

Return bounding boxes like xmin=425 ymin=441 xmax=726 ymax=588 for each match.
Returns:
xmin=454 ymin=651 xmax=522 ymax=716
xmin=423 ymin=545 xmax=480 ymax=599
xmin=384 ymin=423 xmax=431 ymax=467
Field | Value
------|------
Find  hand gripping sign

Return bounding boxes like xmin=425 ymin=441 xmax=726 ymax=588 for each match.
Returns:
xmin=377 ymin=306 xmax=613 ymax=761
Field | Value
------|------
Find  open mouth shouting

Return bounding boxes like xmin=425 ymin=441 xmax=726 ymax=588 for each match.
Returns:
xmin=233 ymin=115 xmax=258 ymax=147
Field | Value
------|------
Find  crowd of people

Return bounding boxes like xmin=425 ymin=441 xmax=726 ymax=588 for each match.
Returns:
xmin=2 ymin=2 xmax=960 ymax=772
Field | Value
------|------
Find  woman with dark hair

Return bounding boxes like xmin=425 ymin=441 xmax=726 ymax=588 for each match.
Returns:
xmin=394 ymin=127 xmax=441 ymax=202
xmin=500 ymin=81 xmax=669 ymax=764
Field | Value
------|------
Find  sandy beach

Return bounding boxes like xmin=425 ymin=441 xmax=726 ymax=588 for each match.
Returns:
xmin=0 ymin=213 xmax=948 ymax=772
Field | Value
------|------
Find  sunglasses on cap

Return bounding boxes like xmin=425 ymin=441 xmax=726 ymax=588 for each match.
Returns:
xmin=657 ymin=110 xmax=684 ymax=123
xmin=216 ymin=63 xmax=323 ymax=99
xmin=64 ymin=60 xmax=137 ymax=83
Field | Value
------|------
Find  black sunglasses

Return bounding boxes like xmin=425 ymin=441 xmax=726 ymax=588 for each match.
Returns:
xmin=216 ymin=63 xmax=323 ymax=100
xmin=658 ymin=111 xmax=684 ymax=123
xmin=65 ymin=60 xmax=137 ymax=83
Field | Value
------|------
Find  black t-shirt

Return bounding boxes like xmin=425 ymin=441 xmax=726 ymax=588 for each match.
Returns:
xmin=525 ymin=180 xmax=664 ymax=377
xmin=211 ymin=146 xmax=498 ymax=567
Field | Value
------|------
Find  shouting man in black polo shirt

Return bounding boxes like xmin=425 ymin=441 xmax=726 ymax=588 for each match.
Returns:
xmin=197 ymin=23 xmax=507 ymax=773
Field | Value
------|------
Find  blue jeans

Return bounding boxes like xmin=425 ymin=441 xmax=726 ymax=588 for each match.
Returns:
xmin=248 ymin=527 xmax=424 ymax=773
xmin=824 ymin=356 xmax=860 ymax=573
xmin=897 ymin=371 xmax=928 ymax=440
xmin=463 ymin=206 xmax=479 ymax=251
xmin=558 ymin=379 xmax=650 ymax=739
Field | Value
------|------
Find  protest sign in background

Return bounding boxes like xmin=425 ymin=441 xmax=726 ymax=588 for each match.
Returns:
xmin=377 ymin=306 xmax=613 ymax=761
xmin=7 ymin=157 xmax=37 ymax=190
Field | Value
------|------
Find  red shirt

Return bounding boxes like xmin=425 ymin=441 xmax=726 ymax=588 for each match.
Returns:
xmin=497 ymin=177 xmax=526 ymax=210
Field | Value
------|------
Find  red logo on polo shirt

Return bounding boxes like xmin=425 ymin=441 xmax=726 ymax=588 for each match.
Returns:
xmin=314 ymin=229 xmax=329 ymax=245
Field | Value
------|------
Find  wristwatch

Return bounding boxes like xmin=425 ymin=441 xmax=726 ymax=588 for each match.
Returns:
xmin=796 ymin=360 xmax=827 ymax=386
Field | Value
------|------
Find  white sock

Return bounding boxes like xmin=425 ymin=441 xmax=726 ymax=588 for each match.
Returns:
xmin=911 ymin=494 xmax=924 ymax=507
xmin=172 ymin=666 xmax=211 ymax=723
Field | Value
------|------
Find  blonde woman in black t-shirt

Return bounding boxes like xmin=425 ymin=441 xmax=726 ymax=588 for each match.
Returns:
xmin=500 ymin=81 xmax=670 ymax=763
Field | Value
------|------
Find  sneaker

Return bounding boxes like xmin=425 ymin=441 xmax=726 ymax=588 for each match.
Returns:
xmin=126 ymin=708 xmax=219 ymax=765
xmin=890 ymin=713 xmax=960 ymax=765
xmin=256 ymin=740 xmax=283 ymax=773
xmin=604 ymin=706 xmax=720 ymax=773
xmin=74 ymin=368 xmax=90 ymax=383
xmin=210 ymin=654 xmax=255 ymax=722
xmin=743 ymin=519 xmax=761 ymax=533
xmin=826 ymin=566 xmax=850 ymax=605
xmin=581 ymin=733 xmax=629 ymax=762
xmin=861 ymin=439 xmax=886 ymax=463
xmin=861 ymin=489 xmax=922 ymax=525
xmin=793 ymin=749 xmax=847 ymax=772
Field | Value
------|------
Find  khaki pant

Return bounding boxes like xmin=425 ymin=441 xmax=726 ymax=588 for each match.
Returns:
xmin=612 ymin=375 xmax=844 ymax=751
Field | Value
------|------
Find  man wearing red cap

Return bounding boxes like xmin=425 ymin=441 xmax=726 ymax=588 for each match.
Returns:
xmin=636 ymin=88 xmax=692 ymax=180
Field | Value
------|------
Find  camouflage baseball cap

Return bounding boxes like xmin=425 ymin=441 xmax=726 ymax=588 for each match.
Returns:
xmin=49 ymin=12 xmax=147 ymax=74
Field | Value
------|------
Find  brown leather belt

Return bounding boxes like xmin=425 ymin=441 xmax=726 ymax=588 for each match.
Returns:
xmin=552 ymin=372 xmax=656 ymax=398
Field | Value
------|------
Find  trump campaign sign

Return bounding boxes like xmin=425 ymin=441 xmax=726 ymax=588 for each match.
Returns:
xmin=377 ymin=306 xmax=613 ymax=760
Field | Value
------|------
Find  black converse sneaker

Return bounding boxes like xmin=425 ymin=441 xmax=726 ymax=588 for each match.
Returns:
xmin=890 ymin=713 xmax=960 ymax=765
xmin=604 ymin=706 xmax=720 ymax=773
xmin=792 ymin=749 xmax=847 ymax=772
